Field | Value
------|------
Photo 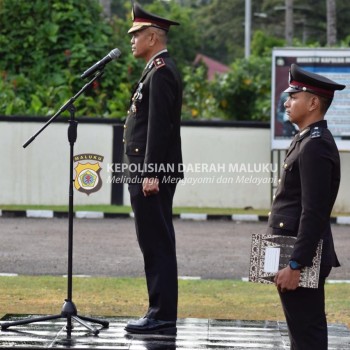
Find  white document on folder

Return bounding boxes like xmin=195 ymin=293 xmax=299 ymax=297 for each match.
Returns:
xmin=263 ymin=247 xmax=280 ymax=273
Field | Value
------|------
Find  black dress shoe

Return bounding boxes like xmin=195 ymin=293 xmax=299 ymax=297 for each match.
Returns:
xmin=125 ymin=317 xmax=177 ymax=335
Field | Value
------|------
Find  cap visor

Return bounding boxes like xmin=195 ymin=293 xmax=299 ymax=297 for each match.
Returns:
xmin=284 ymin=86 xmax=301 ymax=94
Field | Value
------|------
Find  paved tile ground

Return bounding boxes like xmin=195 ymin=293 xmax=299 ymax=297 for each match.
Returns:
xmin=1 ymin=314 xmax=350 ymax=349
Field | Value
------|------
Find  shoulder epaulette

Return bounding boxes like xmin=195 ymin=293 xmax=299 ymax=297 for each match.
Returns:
xmin=154 ymin=57 xmax=166 ymax=69
xmin=310 ymin=126 xmax=322 ymax=138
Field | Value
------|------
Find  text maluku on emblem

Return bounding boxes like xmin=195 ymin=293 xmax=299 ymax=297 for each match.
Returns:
xmin=73 ymin=153 xmax=104 ymax=195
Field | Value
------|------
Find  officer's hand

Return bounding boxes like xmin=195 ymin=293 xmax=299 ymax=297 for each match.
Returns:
xmin=142 ymin=177 xmax=159 ymax=197
xmin=274 ymin=266 xmax=300 ymax=293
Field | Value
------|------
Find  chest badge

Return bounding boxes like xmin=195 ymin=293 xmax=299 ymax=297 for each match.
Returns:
xmin=130 ymin=82 xmax=144 ymax=113
xmin=132 ymin=82 xmax=143 ymax=102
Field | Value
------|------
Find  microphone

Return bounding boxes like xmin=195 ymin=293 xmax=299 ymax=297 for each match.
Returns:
xmin=81 ymin=48 xmax=121 ymax=79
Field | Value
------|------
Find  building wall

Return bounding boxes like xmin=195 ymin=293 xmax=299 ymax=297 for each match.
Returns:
xmin=1 ymin=120 xmax=113 ymax=206
xmin=1 ymin=119 xmax=349 ymax=212
xmin=158 ymin=126 xmax=273 ymax=210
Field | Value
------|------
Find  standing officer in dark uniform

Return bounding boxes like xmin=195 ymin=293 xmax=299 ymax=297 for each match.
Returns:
xmin=123 ymin=1 xmax=183 ymax=335
xmin=268 ymin=64 xmax=345 ymax=349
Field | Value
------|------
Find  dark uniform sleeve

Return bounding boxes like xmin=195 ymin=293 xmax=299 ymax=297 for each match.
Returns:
xmin=291 ymin=138 xmax=334 ymax=266
xmin=142 ymin=67 xmax=177 ymax=178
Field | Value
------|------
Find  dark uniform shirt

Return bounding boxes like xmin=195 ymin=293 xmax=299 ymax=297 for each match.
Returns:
xmin=268 ymin=120 xmax=340 ymax=268
xmin=123 ymin=51 xmax=183 ymax=182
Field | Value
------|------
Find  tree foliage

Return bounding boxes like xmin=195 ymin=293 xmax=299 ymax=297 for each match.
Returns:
xmin=182 ymin=52 xmax=271 ymax=122
xmin=0 ymin=0 xmax=117 ymax=116
xmin=0 ymin=0 xmax=199 ymax=118
xmin=194 ymin=0 xmax=246 ymax=64
xmin=1 ymin=0 xmax=350 ymax=121
xmin=194 ymin=0 xmax=350 ymax=62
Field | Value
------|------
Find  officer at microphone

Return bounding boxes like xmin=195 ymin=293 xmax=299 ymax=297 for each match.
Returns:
xmin=123 ymin=1 xmax=183 ymax=335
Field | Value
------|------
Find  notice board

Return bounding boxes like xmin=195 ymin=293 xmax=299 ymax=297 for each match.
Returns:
xmin=272 ymin=48 xmax=350 ymax=151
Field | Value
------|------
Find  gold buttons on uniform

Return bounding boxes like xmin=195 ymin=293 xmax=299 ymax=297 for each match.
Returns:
xmin=135 ymin=148 xmax=139 ymax=152
xmin=278 ymin=178 xmax=281 ymax=184
xmin=279 ymin=222 xmax=284 ymax=228
xmin=283 ymin=163 xmax=288 ymax=169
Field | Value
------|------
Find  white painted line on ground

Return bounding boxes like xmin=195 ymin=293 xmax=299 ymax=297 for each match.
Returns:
xmin=75 ymin=211 xmax=104 ymax=219
xmin=232 ymin=214 xmax=259 ymax=222
xmin=327 ymin=280 xmax=350 ymax=284
xmin=26 ymin=210 xmax=54 ymax=218
xmin=62 ymin=275 xmax=92 ymax=278
xmin=336 ymin=216 xmax=350 ymax=225
xmin=241 ymin=277 xmax=350 ymax=284
xmin=180 ymin=213 xmax=207 ymax=221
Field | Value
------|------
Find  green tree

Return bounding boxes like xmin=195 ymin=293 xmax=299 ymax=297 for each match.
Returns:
xmin=141 ymin=0 xmax=199 ymax=70
xmin=211 ymin=55 xmax=271 ymax=121
xmin=3 ymin=0 xmax=350 ymax=122
xmin=251 ymin=30 xmax=284 ymax=57
xmin=192 ymin=0 xmax=350 ymax=62
xmin=0 ymin=0 xmax=200 ymax=118
xmin=0 ymin=0 xmax=142 ymax=117
xmin=182 ymin=62 xmax=225 ymax=120
xmin=194 ymin=0 xmax=248 ymax=64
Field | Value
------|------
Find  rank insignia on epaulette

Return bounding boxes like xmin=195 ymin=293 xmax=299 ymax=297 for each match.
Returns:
xmin=154 ymin=57 xmax=165 ymax=69
xmin=311 ymin=126 xmax=322 ymax=138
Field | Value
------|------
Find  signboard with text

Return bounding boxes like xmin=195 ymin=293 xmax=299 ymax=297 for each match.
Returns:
xmin=272 ymin=48 xmax=350 ymax=151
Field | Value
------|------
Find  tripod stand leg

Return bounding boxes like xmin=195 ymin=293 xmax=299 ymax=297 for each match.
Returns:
xmin=71 ymin=316 xmax=99 ymax=336
xmin=61 ymin=300 xmax=108 ymax=335
xmin=77 ymin=315 xmax=109 ymax=329
xmin=1 ymin=314 xmax=61 ymax=330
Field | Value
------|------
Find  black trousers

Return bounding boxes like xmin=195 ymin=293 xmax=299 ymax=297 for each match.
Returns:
xmin=128 ymin=181 xmax=178 ymax=321
xmin=278 ymin=265 xmax=332 ymax=350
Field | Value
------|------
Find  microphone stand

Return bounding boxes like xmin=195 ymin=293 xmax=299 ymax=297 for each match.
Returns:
xmin=1 ymin=70 xmax=109 ymax=337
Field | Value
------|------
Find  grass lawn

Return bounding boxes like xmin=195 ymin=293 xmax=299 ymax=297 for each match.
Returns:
xmin=0 ymin=204 xmax=270 ymax=215
xmin=0 ymin=276 xmax=349 ymax=328
xmin=1 ymin=204 xmax=348 ymax=217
